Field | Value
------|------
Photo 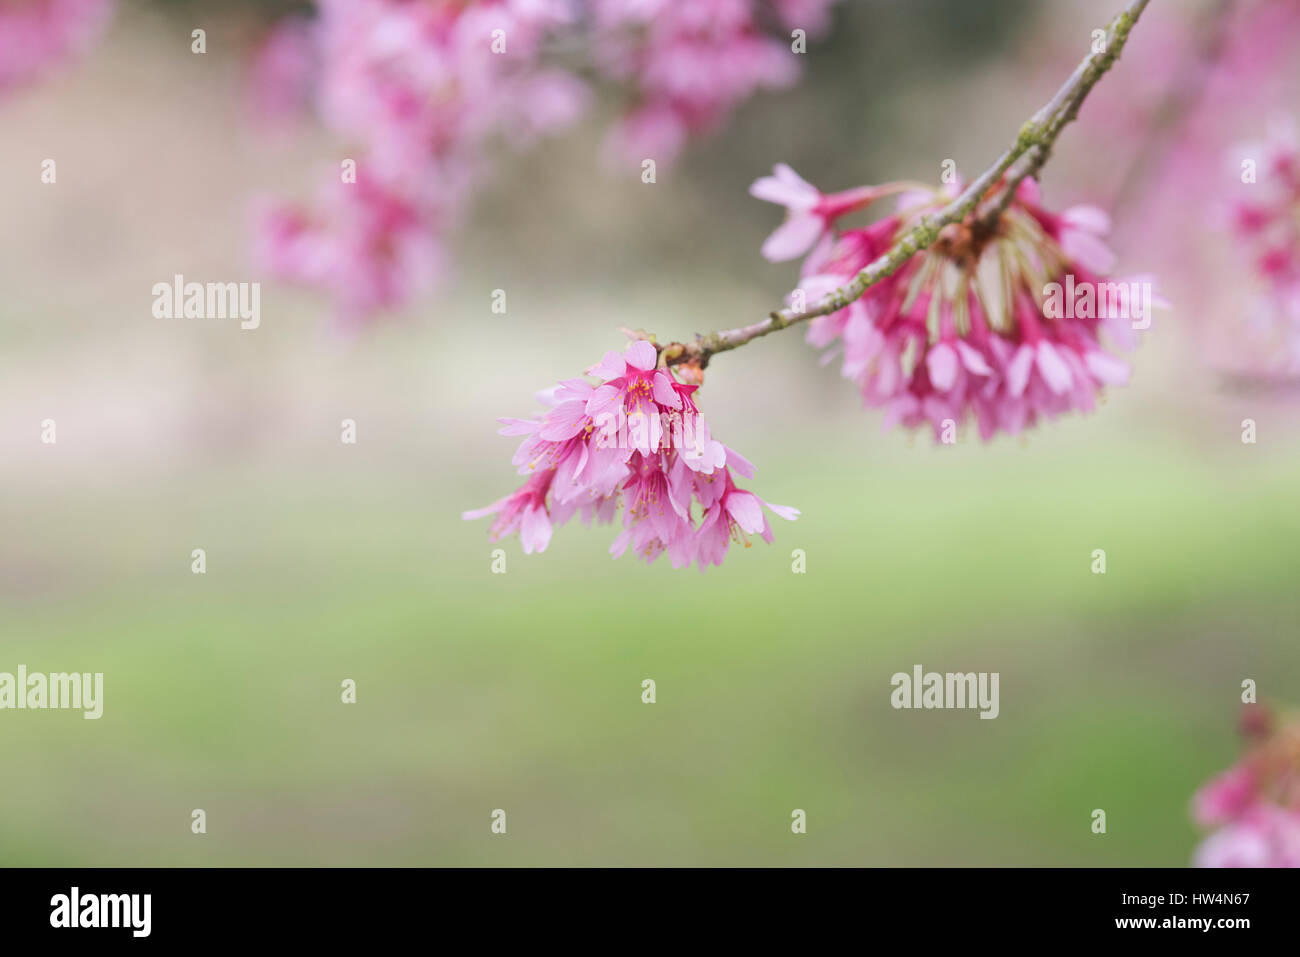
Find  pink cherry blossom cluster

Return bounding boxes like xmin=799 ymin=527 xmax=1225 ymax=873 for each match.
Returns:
xmin=251 ymin=0 xmax=838 ymax=326
xmin=1230 ymin=119 xmax=1300 ymax=375
xmin=1192 ymin=706 xmax=1300 ymax=868
xmin=0 ymin=0 xmax=114 ymax=96
xmin=464 ymin=340 xmax=797 ymax=568
xmin=752 ymin=164 xmax=1153 ymax=440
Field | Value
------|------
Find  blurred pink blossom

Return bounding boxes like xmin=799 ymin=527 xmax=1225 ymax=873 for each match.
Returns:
xmin=1222 ymin=119 xmax=1300 ymax=377
xmin=1193 ymin=765 xmax=1258 ymax=828
xmin=254 ymin=0 xmax=840 ymax=324
xmin=1194 ymin=805 xmax=1300 ymax=868
xmin=0 ymin=0 xmax=113 ymax=96
xmin=255 ymin=175 xmax=445 ymax=331
xmin=255 ymin=0 xmax=588 ymax=327
xmin=245 ymin=18 xmax=317 ymax=130
xmin=593 ymin=0 xmax=819 ymax=166
xmin=1192 ymin=706 xmax=1300 ymax=868
xmin=1059 ymin=0 xmax=1300 ymax=380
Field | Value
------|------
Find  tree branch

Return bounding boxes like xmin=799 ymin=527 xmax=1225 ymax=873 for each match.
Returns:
xmin=653 ymin=0 xmax=1151 ymax=370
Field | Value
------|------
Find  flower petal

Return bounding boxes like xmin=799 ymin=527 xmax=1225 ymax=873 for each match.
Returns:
xmin=926 ymin=342 xmax=959 ymax=391
xmin=624 ymin=339 xmax=658 ymax=372
xmin=1061 ymin=229 xmax=1117 ymax=274
xmin=1084 ymin=350 xmax=1130 ymax=385
xmin=1036 ymin=340 xmax=1074 ymax=395
xmin=724 ymin=491 xmax=765 ymax=535
xmin=956 ymin=340 xmax=994 ymax=376
xmin=765 ymin=502 xmax=800 ymax=521
xmin=520 ymin=505 xmax=552 ymax=554
xmin=1062 ymin=205 xmax=1111 ymax=235
xmin=724 ymin=445 xmax=756 ymax=479
xmin=749 ymin=163 xmax=819 ymax=208
xmin=587 ymin=350 xmax=627 ymax=381
xmin=652 ymin=371 xmax=681 ymax=408
xmin=761 ymin=214 xmax=824 ymax=262
xmin=1006 ymin=344 xmax=1035 ymax=397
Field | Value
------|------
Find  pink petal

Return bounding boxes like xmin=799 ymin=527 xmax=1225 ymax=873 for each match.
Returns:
xmin=926 ymin=342 xmax=959 ymax=391
xmin=538 ymin=400 xmax=589 ymax=440
xmin=1061 ymin=229 xmax=1117 ymax=274
xmin=651 ymin=371 xmax=681 ymax=408
xmin=761 ymin=214 xmax=824 ymax=263
xmin=497 ymin=417 xmax=539 ymax=436
xmin=1015 ymin=177 xmax=1042 ymax=206
xmin=520 ymin=505 xmax=553 ymax=554
xmin=1035 ymin=341 xmax=1074 ymax=395
xmin=724 ymin=491 xmax=765 ymax=535
xmin=765 ymin=502 xmax=800 ymax=521
xmin=1006 ymin=344 xmax=1035 ymax=397
xmin=462 ymin=499 xmax=504 ymax=521
xmin=584 ymin=383 xmax=622 ymax=417
xmin=956 ymin=340 xmax=994 ymax=376
xmin=1084 ymin=350 xmax=1130 ymax=385
xmin=801 ymin=232 xmax=838 ymax=276
xmin=724 ymin=446 xmax=756 ymax=478
xmin=588 ymin=350 xmax=626 ymax=381
xmin=1062 ymin=205 xmax=1111 ymax=235
xmin=554 ymin=377 xmax=594 ymax=401
xmin=624 ymin=339 xmax=658 ymax=372
xmin=748 ymin=163 xmax=818 ymax=209
xmin=608 ymin=527 xmax=632 ymax=558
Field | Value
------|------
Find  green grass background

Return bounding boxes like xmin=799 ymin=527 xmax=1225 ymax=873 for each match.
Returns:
xmin=5 ymin=419 xmax=1296 ymax=866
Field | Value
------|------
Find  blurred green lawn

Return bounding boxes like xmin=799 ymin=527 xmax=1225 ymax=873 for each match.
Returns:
xmin=4 ymin=428 xmax=1297 ymax=866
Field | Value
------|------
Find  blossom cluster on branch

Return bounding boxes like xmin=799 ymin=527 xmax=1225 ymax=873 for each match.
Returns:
xmin=463 ymin=340 xmax=797 ymax=569
xmin=753 ymin=166 xmax=1155 ymax=440
xmin=469 ymin=0 xmax=1154 ymax=566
